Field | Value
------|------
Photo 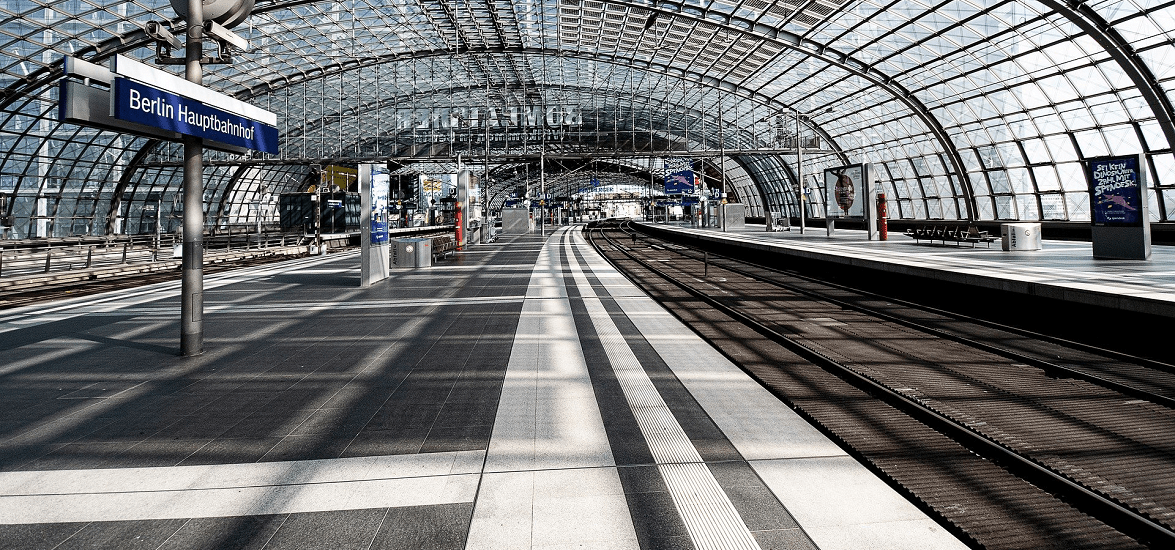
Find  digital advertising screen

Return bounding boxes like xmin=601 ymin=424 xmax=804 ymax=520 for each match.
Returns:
xmin=1087 ymin=155 xmax=1145 ymax=227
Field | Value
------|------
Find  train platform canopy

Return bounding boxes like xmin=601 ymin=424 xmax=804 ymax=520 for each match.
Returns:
xmin=4 ymin=1 xmax=1175 ymax=239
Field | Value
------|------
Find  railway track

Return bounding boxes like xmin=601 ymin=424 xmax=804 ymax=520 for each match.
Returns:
xmin=0 ymin=248 xmax=316 ymax=309
xmin=587 ymin=220 xmax=1175 ymax=550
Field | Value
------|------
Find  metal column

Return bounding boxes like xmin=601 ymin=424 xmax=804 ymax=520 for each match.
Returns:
xmin=180 ymin=0 xmax=204 ymax=356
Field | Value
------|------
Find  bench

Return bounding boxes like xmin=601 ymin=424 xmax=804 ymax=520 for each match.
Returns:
xmin=431 ymin=235 xmax=458 ymax=260
xmin=906 ymin=225 xmax=996 ymax=248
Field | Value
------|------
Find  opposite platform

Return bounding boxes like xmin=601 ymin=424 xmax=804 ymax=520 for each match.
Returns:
xmin=0 ymin=227 xmax=965 ymax=550
xmin=642 ymin=221 xmax=1175 ymax=319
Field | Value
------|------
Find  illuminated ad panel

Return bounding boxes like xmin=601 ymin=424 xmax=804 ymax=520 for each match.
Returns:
xmin=1087 ymin=155 xmax=1145 ymax=227
xmin=824 ymin=163 xmax=866 ymax=218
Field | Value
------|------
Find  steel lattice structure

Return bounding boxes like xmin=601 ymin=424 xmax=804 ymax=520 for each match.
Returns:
xmin=3 ymin=0 xmax=1175 ymax=236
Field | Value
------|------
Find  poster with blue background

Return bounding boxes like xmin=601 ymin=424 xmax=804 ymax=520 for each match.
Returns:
xmin=1087 ymin=155 xmax=1144 ymax=226
xmin=664 ymin=158 xmax=696 ymax=195
xmin=370 ymin=170 xmax=390 ymax=244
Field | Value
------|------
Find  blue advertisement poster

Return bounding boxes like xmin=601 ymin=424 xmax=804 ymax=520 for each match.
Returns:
xmin=370 ymin=170 xmax=390 ymax=244
xmin=1088 ymin=156 xmax=1144 ymax=226
xmin=664 ymin=158 xmax=696 ymax=195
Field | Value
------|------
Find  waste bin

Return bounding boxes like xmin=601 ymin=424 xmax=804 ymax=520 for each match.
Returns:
xmin=1001 ymin=223 xmax=1042 ymax=251
xmin=393 ymin=238 xmax=432 ymax=267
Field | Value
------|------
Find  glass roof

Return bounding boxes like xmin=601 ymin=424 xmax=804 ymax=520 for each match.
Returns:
xmin=3 ymin=0 xmax=1175 ymax=237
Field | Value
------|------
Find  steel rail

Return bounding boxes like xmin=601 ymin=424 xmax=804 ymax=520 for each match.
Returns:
xmin=590 ymin=221 xmax=1175 ymax=549
xmin=648 ymin=236 xmax=1175 ymax=409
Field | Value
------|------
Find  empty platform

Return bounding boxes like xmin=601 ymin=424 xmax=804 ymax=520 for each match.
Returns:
xmin=643 ymin=222 xmax=1175 ymax=319
xmin=0 ymin=227 xmax=965 ymax=550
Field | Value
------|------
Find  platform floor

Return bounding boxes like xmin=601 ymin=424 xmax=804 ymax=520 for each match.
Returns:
xmin=0 ymin=227 xmax=966 ymax=550
xmin=648 ymin=221 xmax=1175 ymax=318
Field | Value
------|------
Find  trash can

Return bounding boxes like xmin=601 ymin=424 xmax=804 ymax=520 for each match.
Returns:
xmin=393 ymin=238 xmax=432 ymax=267
xmin=1001 ymin=223 xmax=1042 ymax=251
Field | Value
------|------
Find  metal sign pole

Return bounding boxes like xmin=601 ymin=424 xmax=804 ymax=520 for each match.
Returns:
xmin=180 ymin=0 xmax=205 ymax=356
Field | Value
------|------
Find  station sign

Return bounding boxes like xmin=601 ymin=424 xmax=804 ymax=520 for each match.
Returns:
xmin=108 ymin=56 xmax=278 ymax=154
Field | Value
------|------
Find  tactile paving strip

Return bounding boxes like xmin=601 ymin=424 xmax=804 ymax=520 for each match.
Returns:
xmin=563 ymin=232 xmax=761 ymax=550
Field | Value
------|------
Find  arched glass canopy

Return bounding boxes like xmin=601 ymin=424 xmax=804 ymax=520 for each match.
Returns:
xmin=3 ymin=0 xmax=1175 ymax=237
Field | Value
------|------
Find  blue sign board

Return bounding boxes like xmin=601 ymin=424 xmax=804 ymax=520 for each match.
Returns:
xmin=371 ymin=170 xmax=390 ymax=244
xmin=113 ymin=78 xmax=279 ymax=154
xmin=1087 ymin=155 xmax=1143 ymax=226
xmin=664 ymin=158 xmax=696 ymax=195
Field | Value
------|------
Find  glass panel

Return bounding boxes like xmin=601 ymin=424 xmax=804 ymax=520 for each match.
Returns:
xmin=1074 ymin=129 xmax=1109 ymax=157
xmin=1066 ymin=191 xmax=1091 ymax=221
xmin=1057 ymin=162 xmax=1089 ymax=192
xmin=1040 ymin=193 xmax=1066 ymax=220
xmin=1033 ymin=166 xmax=1061 ymax=191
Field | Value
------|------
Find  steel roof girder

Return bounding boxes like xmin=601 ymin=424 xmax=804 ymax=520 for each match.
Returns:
xmin=600 ymin=0 xmax=977 ymax=218
xmin=1036 ymin=0 xmax=1175 ymax=154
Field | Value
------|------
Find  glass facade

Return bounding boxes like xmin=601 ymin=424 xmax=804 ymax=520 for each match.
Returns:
xmin=3 ymin=0 xmax=1175 ymax=237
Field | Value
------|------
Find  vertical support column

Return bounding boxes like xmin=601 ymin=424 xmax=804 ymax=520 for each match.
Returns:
xmin=181 ymin=0 xmax=204 ymax=356
xmin=796 ymin=111 xmax=805 ymax=234
xmin=540 ymin=152 xmax=546 ymax=237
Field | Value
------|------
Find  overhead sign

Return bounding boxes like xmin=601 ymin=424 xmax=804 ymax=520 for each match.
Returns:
xmin=60 ymin=57 xmax=249 ymax=154
xmin=108 ymin=55 xmax=278 ymax=154
xmin=113 ymin=78 xmax=279 ymax=153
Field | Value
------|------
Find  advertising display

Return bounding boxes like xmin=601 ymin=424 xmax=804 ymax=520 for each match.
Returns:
xmin=824 ymin=164 xmax=866 ymax=218
xmin=1085 ymin=154 xmax=1151 ymax=259
xmin=664 ymin=158 xmax=696 ymax=195
xmin=370 ymin=169 xmax=390 ymax=245
xmin=1088 ymin=155 xmax=1144 ymax=226
xmin=359 ymin=164 xmax=390 ymax=286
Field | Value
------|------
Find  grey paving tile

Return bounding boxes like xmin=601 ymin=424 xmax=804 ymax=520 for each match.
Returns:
xmin=156 ymin=515 xmax=287 ymax=550
xmin=753 ymin=527 xmax=820 ymax=550
xmin=369 ymin=503 xmax=473 ymax=550
xmin=54 ymin=519 xmax=187 ymax=550
xmin=19 ymin=441 xmax=136 ymax=471
xmin=724 ymin=484 xmax=801 ymax=531
xmin=616 ymin=464 xmax=668 ymax=494
xmin=420 ymin=424 xmax=492 ymax=453
xmin=707 ymin=460 xmax=766 ymax=488
xmin=341 ymin=428 xmax=430 ymax=457
xmin=0 ymin=522 xmax=88 ymax=550
xmin=258 ymin=507 xmax=387 ymax=549
xmin=257 ymin=434 xmax=349 ymax=462
xmin=176 ymin=436 xmax=284 ymax=465
xmin=624 ymin=489 xmax=694 ymax=547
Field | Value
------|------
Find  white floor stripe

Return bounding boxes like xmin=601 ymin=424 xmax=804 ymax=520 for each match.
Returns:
xmin=0 ymin=451 xmax=483 ymax=524
xmin=467 ymin=227 xmax=638 ymax=550
xmin=120 ymin=295 xmax=527 ymax=314
xmin=565 ymin=229 xmax=761 ymax=550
